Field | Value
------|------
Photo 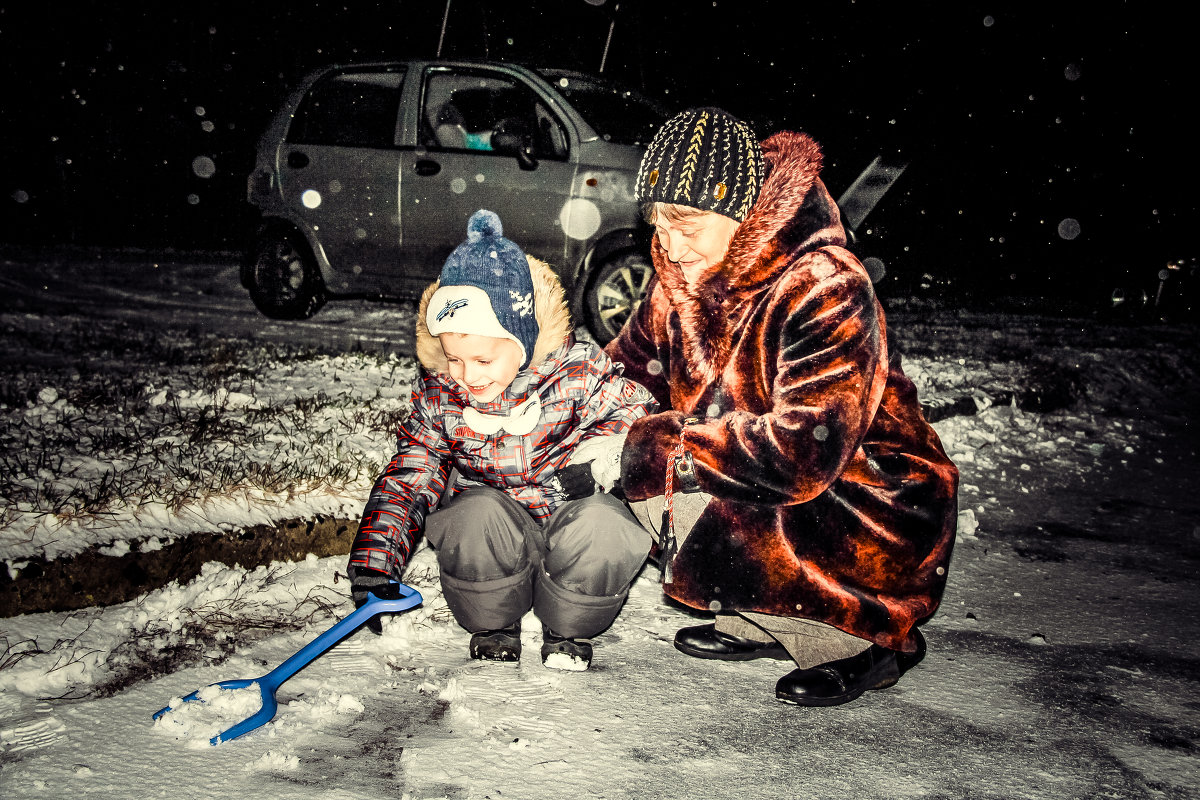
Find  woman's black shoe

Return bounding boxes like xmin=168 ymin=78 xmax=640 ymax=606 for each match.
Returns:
xmin=674 ymin=623 xmax=790 ymax=661
xmin=775 ymin=644 xmax=901 ymax=706
xmin=470 ymin=622 xmax=521 ymax=662
xmin=896 ymin=628 xmax=927 ymax=675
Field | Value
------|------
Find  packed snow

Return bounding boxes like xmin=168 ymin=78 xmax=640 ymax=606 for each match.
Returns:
xmin=1 ymin=255 xmax=1198 ymax=799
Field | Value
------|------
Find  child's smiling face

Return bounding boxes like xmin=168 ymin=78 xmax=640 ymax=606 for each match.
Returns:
xmin=439 ymin=333 xmax=524 ymax=403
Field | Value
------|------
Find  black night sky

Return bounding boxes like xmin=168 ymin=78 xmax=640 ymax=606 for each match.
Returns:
xmin=0 ymin=1 xmax=1191 ymax=305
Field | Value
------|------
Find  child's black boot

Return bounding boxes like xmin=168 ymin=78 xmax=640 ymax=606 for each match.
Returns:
xmin=469 ymin=622 xmax=521 ymax=662
xmin=541 ymin=624 xmax=592 ymax=671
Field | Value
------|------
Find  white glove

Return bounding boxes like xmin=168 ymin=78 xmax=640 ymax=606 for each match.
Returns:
xmin=567 ymin=433 xmax=627 ymax=493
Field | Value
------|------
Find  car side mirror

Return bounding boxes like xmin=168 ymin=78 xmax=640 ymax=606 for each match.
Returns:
xmin=492 ymin=130 xmax=539 ymax=171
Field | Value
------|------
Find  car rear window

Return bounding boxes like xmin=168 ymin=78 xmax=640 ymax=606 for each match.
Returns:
xmin=288 ymin=68 xmax=407 ymax=148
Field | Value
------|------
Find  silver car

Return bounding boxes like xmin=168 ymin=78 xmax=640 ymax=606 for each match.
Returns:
xmin=241 ymin=59 xmax=670 ymax=343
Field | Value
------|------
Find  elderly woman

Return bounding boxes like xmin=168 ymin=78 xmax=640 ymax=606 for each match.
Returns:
xmin=605 ymin=107 xmax=959 ymax=706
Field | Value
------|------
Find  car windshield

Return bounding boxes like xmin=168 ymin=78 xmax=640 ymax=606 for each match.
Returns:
xmin=537 ymin=70 xmax=670 ymax=146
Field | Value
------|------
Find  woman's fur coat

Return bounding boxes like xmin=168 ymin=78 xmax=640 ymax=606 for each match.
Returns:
xmin=606 ymin=131 xmax=959 ymax=652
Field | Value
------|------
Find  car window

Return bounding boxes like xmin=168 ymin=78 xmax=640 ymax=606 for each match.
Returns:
xmin=420 ymin=68 xmax=568 ymax=160
xmin=537 ymin=70 xmax=668 ymax=147
xmin=288 ymin=68 xmax=407 ymax=148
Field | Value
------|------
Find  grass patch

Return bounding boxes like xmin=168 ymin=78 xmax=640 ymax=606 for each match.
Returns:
xmin=0 ymin=312 xmax=414 ymax=541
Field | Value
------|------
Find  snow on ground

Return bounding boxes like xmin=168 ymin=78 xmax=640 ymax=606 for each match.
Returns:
xmin=1 ymin=255 xmax=1198 ymax=798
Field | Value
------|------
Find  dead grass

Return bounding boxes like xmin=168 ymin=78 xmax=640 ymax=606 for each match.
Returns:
xmin=0 ymin=313 xmax=410 ymax=530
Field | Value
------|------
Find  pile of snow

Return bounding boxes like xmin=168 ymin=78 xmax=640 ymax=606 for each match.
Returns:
xmin=154 ymin=682 xmax=266 ymax=746
xmin=0 ymin=546 xmax=452 ymax=701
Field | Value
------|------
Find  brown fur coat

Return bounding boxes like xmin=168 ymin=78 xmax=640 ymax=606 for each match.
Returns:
xmin=606 ymin=131 xmax=959 ymax=652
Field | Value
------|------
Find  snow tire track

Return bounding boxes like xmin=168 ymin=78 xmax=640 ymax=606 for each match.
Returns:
xmin=456 ymin=670 xmax=572 ymax=741
xmin=324 ymin=638 xmax=379 ymax=676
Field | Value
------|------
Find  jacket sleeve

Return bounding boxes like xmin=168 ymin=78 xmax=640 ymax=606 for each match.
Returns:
xmin=603 ymin=278 xmax=673 ymax=410
xmin=348 ymin=385 xmax=451 ymax=581
xmin=622 ymin=258 xmax=887 ymax=506
xmin=574 ymin=344 xmax=659 ymax=443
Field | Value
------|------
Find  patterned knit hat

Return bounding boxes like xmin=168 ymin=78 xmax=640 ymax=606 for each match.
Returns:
xmin=426 ymin=210 xmax=540 ymax=370
xmin=636 ymin=107 xmax=765 ymax=222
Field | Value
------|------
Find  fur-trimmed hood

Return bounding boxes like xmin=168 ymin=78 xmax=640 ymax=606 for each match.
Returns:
xmin=650 ymin=131 xmax=848 ymax=382
xmin=415 ymin=255 xmax=574 ymax=378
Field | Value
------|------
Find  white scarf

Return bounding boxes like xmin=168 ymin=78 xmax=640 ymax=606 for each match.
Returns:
xmin=461 ymin=396 xmax=542 ymax=436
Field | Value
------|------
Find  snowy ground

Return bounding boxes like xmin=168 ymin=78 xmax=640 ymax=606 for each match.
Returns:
xmin=1 ymin=251 xmax=1198 ymax=799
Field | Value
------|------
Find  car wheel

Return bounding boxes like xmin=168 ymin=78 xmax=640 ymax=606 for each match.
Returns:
xmin=584 ymin=249 xmax=654 ymax=345
xmin=246 ymin=231 xmax=327 ymax=320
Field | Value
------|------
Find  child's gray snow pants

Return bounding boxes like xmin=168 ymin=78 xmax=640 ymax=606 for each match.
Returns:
xmin=425 ymin=488 xmax=651 ymax=639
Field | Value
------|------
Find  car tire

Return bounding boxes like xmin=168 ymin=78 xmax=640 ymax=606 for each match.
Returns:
xmin=246 ymin=230 xmax=327 ymax=320
xmin=583 ymin=249 xmax=654 ymax=345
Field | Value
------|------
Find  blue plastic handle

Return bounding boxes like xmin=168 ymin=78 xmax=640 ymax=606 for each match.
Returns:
xmin=152 ymin=584 xmax=422 ymax=745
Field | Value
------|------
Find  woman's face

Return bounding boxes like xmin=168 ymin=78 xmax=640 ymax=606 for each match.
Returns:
xmin=652 ymin=207 xmax=740 ymax=285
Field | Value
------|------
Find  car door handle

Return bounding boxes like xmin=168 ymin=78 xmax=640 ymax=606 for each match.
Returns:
xmin=414 ymin=159 xmax=441 ymax=177
xmin=287 ymin=151 xmax=309 ymax=169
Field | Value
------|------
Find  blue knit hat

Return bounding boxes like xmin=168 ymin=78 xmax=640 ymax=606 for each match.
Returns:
xmin=426 ymin=210 xmax=540 ymax=369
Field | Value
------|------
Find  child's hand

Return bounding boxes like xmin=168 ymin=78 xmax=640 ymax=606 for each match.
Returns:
xmin=555 ymin=463 xmax=597 ymax=500
xmin=350 ymin=567 xmax=402 ymax=635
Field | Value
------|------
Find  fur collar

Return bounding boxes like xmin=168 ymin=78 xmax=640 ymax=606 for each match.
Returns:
xmin=650 ymin=131 xmax=849 ymax=382
xmin=416 ymin=255 xmax=573 ymax=376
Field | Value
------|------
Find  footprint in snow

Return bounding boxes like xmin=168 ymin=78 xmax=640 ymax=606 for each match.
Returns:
xmin=0 ymin=697 xmax=67 ymax=755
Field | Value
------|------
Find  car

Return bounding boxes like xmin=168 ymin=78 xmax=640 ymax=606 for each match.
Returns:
xmin=241 ymin=59 xmax=671 ymax=343
xmin=1107 ymin=256 xmax=1198 ymax=322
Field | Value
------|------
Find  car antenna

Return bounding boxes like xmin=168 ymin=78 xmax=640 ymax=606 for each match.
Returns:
xmin=437 ymin=0 xmax=452 ymax=58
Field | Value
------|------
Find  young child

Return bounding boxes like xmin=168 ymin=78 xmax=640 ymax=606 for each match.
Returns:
xmin=347 ymin=209 xmax=656 ymax=670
